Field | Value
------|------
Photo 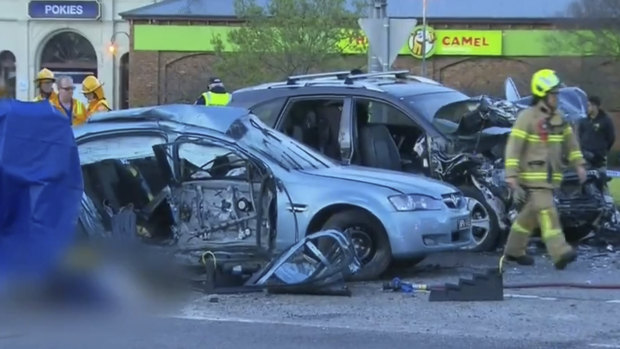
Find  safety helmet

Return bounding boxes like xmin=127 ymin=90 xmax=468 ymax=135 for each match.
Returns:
xmin=82 ymin=75 xmax=103 ymax=94
xmin=531 ymin=69 xmax=561 ymax=98
xmin=34 ymin=68 xmax=55 ymax=82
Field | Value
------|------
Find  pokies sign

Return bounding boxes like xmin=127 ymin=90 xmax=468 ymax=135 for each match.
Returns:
xmin=28 ymin=0 xmax=101 ymax=20
xmin=408 ymin=26 xmax=503 ymax=59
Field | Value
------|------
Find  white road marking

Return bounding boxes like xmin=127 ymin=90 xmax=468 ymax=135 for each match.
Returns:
xmin=166 ymin=313 xmax=399 ymax=333
xmin=606 ymin=300 xmax=620 ymax=304
xmin=588 ymin=344 xmax=620 ymax=348
xmin=505 ymin=293 xmax=557 ymax=301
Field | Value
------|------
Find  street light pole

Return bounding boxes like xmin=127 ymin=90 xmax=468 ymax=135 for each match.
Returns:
xmin=421 ymin=0 xmax=427 ymax=77
xmin=108 ymin=31 xmax=130 ymax=109
xmin=109 ymin=31 xmax=130 ymax=55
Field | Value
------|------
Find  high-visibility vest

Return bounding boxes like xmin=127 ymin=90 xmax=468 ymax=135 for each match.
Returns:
xmin=33 ymin=92 xmax=58 ymax=103
xmin=51 ymin=98 xmax=86 ymax=126
xmin=86 ymin=99 xmax=111 ymax=117
xmin=202 ymin=91 xmax=231 ymax=106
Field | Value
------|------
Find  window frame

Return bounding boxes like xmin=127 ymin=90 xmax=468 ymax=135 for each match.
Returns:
xmin=249 ymin=97 xmax=288 ymax=127
xmin=275 ymin=95 xmax=353 ymax=162
xmin=170 ymin=134 xmax=267 ymax=183
xmin=76 ymin=128 xmax=170 ymax=165
xmin=351 ymin=96 xmax=423 ymax=129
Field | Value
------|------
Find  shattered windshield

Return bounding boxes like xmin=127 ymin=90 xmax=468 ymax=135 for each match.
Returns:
xmin=432 ymin=99 xmax=482 ymax=134
xmin=227 ymin=115 xmax=334 ymax=171
xmin=404 ymin=91 xmax=470 ymax=121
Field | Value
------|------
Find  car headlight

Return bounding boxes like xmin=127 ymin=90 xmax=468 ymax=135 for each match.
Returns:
xmin=388 ymin=194 xmax=443 ymax=211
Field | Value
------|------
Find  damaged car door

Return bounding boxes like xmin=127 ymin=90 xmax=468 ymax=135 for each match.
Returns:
xmin=162 ymin=136 xmax=279 ymax=252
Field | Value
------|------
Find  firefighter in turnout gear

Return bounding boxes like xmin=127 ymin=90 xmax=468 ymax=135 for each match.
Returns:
xmin=82 ymin=75 xmax=111 ymax=123
xmin=194 ymin=77 xmax=231 ymax=106
xmin=33 ymin=68 xmax=58 ymax=103
xmin=503 ymin=69 xmax=587 ymax=270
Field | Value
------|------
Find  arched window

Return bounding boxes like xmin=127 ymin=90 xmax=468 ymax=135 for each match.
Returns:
xmin=40 ymin=31 xmax=97 ymax=71
xmin=0 ymin=51 xmax=16 ymax=98
xmin=40 ymin=31 xmax=97 ymax=104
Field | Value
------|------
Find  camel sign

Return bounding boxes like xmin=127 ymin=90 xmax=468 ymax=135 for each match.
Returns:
xmin=408 ymin=26 xmax=503 ymax=59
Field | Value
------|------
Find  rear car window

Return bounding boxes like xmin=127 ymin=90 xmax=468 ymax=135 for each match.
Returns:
xmin=250 ymin=97 xmax=287 ymax=127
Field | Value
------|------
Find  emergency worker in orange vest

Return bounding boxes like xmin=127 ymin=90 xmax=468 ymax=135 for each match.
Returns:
xmin=51 ymin=75 xmax=87 ymax=126
xmin=33 ymin=68 xmax=58 ymax=103
xmin=82 ymin=75 xmax=111 ymax=117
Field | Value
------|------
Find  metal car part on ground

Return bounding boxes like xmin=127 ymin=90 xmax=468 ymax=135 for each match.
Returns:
xmin=74 ymin=105 xmax=472 ymax=282
xmin=228 ymin=70 xmax=617 ymax=253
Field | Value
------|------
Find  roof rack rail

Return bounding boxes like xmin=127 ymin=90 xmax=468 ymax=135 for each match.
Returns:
xmin=286 ymin=71 xmax=352 ymax=85
xmin=403 ymin=75 xmax=442 ymax=85
xmin=343 ymin=70 xmax=409 ymax=84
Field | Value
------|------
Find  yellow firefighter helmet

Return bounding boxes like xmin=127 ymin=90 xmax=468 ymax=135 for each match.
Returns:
xmin=34 ymin=68 xmax=55 ymax=82
xmin=82 ymin=75 xmax=104 ymax=94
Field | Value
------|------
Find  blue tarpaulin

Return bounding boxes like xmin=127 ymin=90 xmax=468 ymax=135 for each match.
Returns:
xmin=0 ymin=99 xmax=83 ymax=284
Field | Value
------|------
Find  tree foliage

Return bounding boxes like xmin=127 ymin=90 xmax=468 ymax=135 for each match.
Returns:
xmin=211 ymin=0 xmax=365 ymax=89
xmin=563 ymin=0 xmax=620 ymax=57
xmin=547 ymin=0 xmax=620 ymax=109
xmin=546 ymin=0 xmax=620 ymax=58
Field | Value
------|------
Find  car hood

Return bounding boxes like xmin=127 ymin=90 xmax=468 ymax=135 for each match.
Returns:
xmin=301 ymin=165 xmax=458 ymax=198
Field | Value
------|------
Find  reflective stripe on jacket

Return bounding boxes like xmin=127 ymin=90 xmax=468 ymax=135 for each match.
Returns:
xmin=504 ymin=105 xmax=585 ymax=189
xmin=86 ymin=99 xmax=111 ymax=118
xmin=51 ymin=98 xmax=87 ymax=126
xmin=202 ymin=91 xmax=231 ymax=106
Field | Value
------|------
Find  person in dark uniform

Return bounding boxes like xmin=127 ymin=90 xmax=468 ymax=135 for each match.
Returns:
xmin=194 ymin=77 xmax=231 ymax=106
xmin=577 ymin=95 xmax=616 ymax=169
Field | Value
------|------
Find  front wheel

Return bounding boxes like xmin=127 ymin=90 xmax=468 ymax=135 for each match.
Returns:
xmin=459 ymin=185 xmax=501 ymax=252
xmin=320 ymin=209 xmax=392 ymax=281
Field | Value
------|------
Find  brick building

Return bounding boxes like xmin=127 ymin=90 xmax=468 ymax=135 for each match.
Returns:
xmin=120 ymin=0 xmax=618 ymax=112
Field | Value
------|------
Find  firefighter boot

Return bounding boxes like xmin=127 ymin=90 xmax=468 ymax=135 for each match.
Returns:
xmin=503 ymin=227 xmax=534 ymax=266
xmin=545 ymin=236 xmax=576 ymax=270
xmin=539 ymin=208 xmax=576 ymax=270
xmin=554 ymin=248 xmax=578 ymax=270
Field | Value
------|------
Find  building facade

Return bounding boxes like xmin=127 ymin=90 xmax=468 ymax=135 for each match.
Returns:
xmin=120 ymin=0 xmax=619 ymax=109
xmin=0 ymin=0 xmax=162 ymax=108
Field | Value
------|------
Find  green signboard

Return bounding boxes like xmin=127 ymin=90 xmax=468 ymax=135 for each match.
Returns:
xmin=407 ymin=26 xmax=504 ymax=59
xmin=133 ymin=24 xmax=589 ymax=57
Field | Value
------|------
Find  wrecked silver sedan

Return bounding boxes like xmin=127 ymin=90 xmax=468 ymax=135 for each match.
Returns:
xmin=74 ymin=105 xmax=472 ymax=281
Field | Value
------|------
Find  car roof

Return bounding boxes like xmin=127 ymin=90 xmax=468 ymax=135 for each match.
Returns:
xmin=231 ymin=70 xmax=462 ymax=101
xmin=75 ymin=104 xmax=251 ymax=138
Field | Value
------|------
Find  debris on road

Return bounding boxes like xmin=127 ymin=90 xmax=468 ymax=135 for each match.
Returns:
xmin=196 ymin=230 xmax=361 ymax=296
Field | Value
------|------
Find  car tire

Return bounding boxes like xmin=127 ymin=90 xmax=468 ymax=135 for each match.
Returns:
xmin=320 ymin=209 xmax=392 ymax=281
xmin=459 ymin=185 xmax=501 ymax=252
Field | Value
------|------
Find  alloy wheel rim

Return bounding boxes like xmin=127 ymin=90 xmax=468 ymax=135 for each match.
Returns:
xmin=467 ymin=197 xmax=491 ymax=246
xmin=345 ymin=226 xmax=374 ymax=262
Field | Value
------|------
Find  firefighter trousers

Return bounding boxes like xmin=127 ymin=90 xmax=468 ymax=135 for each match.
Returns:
xmin=504 ymin=188 xmax=573 ymax=263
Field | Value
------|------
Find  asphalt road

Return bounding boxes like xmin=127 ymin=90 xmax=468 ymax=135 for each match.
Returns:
xmin=2 ymin=247 xmax=620 ymax=349
xmin=0 ymin=317 xmax=600 ymax=349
